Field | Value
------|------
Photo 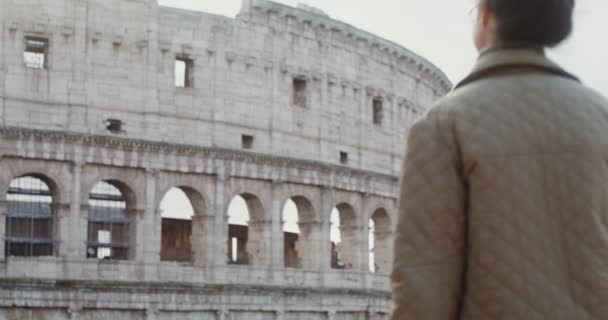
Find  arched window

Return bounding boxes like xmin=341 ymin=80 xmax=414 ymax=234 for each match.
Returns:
xmin=86 ymin=181 xmax=131 ymax=260
xmin=330 ymin=208 xmax=343 ymax=268
xmin=5 ymin=175 xmax=55 ymax=257
xmin=282 ymin=198 xmax=299 ymax=268
xmin=227 ymin=195 xmax=249 ymax=265
xmin=226 ymin=193 xmax=266 ymax=266
xmin=370 ymin=209 xmax=391 ymax=274
xmin=330 ymin=203 xmax=358 ymax=270
xmin=159 ymin=187 xmax=196 ymax=263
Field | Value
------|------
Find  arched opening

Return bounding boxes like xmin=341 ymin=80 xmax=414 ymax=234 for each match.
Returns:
xmin=226 ymin=193 xmax=265 ymax=266
xmin=159 ymin=187 xmax=197 ymax=263
xmin=86 ymin=180 xmax=134 ymax=260
xmin=282 ymin=196 xmax=316 ymax=269
xmin=5 ymin=175 xmax=56 ymax=257
xmin=370 ymin=209 xmax=392 ymax=274
xmin=282 ymin=198 xmax=299 ymax=268
xmin=330 ymin=203 xmax=357 ymax=269
xmin=227 ymin=195 xmax=250 ymax=265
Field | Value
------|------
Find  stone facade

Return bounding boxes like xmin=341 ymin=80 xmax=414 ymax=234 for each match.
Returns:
xmin=0 ymin=0 xmax=450 ymax=319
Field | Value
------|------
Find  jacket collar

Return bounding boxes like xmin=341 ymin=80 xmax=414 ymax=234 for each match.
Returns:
xmin=454 ymin=47 xmax=579 ymax=90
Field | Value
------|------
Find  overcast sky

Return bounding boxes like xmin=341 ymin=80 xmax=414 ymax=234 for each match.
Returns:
xmin=158 ymin=0 xmax=607 ymax=97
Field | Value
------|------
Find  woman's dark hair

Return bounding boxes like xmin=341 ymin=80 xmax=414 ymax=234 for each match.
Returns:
xmin=486 ymin=0 xmax=575 ymax=47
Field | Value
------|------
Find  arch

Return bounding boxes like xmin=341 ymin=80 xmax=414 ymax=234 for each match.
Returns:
xmin=79 ymin=167 xmax=144 ymax=211
xmin=282 ymin=195 xmax=316 ymax=269
xmin=370 ymin=208 xmax=392 ymax=274
xmin=330 ymin=203 xmax=358 ymax=269
xmin=0 ymin=158 xmax=68 ymax=205
xmin=4 ymin=174 xmax=57 ymax=257
xmin=226 ymin=192 xmax=266 ymax=266
xmin=159 ymin=187 xmax=192 ymax=263
xmin=86 ymin=180 xmax=136 ymax=260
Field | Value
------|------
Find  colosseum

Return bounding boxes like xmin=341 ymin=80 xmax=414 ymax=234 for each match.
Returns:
xmin=0 ymin=0 xmax=451 ymax=319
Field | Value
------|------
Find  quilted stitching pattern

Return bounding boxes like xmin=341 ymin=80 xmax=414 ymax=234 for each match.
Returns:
xmin=391 ymin=50 xmax=608 ymax=320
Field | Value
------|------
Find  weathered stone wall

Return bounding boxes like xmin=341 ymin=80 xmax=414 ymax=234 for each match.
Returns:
xmin=0 ymin=0 xmax=450 ymax=319
xmin=0 ymin=0 xmax=449 ymax=176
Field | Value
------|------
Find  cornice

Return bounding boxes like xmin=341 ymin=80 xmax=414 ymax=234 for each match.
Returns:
xmin=0 ymin=127 xmax=398 ymax=185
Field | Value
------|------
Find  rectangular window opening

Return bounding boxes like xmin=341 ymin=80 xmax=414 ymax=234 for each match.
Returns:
xmin=340 ymin=151 xmax=348 ymax=165
xmin=242 ymin=135 xmax=254 ymax=149
xmin=373 ymin=98 xmax=383 ymax=125
xmin=293 ymin=78 xmax=307 ymax=108
xmin=175 ymin=57 xmax=194 ymax=88
xmin=24 ymin=37 xmax=49 ymax=69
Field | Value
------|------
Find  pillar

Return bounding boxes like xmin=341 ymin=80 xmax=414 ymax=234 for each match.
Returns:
xmin=53 ymin=202 xmax=71 ymax=257
xmin=247 ymin=218 xmax=273 ymax=267
xmin=294 ymin=220 xmax=320 ymax=270
xmin=319 ymin=187 xmax=334 ymax=270
xmin=191 ymin=212 xmax=215 ymax=267
xmin=270 ymin=181 xmax=284 ymax=269
xmin=68 ymin=162 xmax=86 ymax=259
xmin=212 ymin=172 xmax=228 ymax=268
xmin=0 ymin=201 xmax=6 ymax=260
xmin=139 ymin=168 xmax=159 ymax=263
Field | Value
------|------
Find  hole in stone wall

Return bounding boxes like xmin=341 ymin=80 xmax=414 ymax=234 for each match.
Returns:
xmin=293 ymin=78 xmax=307 ymax=108
xmin=373 ymin=98 xmax=383 ymax=125
xmin=242 ymin=135 xmax=254 ymax=149
xmin=105 ymin=119 xmax=123 ymax=134
xmin=24 ymin=37 xmax=48 ymax=69
xmin=340 ymin=152 xmax=348 ymax=165
xmin=175 ymin=56 xmax=194 ymax=88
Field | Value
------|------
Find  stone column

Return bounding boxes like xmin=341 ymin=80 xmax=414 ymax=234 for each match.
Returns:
xmin=338 ymin=224 xmax=364 ymax=271
xmin=319 ymin=187 xmax=334 ymax=270
xmin=296 ymin=220 xmax=323 ymax=270
xmin=0 ymin=200 xmax=6 ymax=260
xmin=138 ymin=168 xmax=159 ymax=263
xmin=270 ymin=181 xmax=284 ymax=269
xmin=191 ymin=212 xmax=215 ymax=267
xmin=212 ymin=173 xmax=228 ymax=268
xmin=360 ymin=198 xmax=372 ymax=273
xmin=68 ymin=162 xmax=86 ymax=259
xmin=53 ymin=202 xmax=71 ymax=258
xmin=247 ymin=218 xmax=273 ymax=267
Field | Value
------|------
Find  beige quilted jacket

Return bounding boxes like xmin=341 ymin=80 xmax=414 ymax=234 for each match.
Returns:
xmin=391 ymin=49 xmax=608 ymax=320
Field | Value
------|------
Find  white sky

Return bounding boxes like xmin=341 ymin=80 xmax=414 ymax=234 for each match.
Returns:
xmin=158 ymin=0 xmax=608 ymax=97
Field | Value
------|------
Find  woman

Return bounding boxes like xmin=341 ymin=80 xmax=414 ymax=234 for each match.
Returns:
xmin=391 ymin=0 xmax=608 ymax=319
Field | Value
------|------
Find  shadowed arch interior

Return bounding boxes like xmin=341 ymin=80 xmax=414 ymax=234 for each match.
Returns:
xmin=282 ymin=196 xmax=317 ymax=269
xmin=227 ymin=193 xmax=266 ymax=266
xmin=159 ymin=186 xmax=205 ymax=263
xmin=331 ymin=203 xmax=358 ymax=269
xmin=370 ymin=208 xmax=392 ymax=274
